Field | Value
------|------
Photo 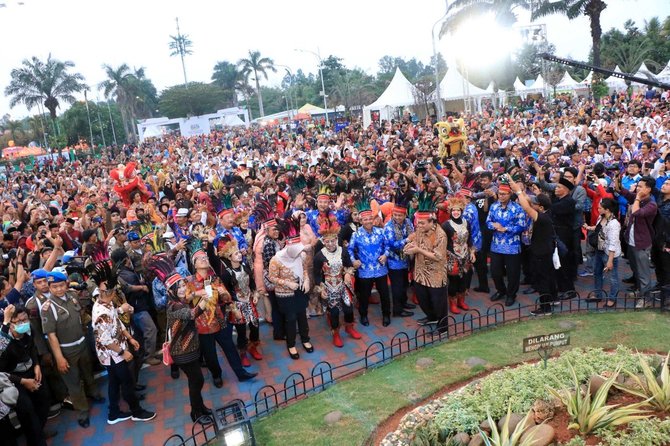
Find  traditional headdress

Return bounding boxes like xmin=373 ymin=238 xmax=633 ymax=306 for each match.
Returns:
xmin=318 ymin=214 xmax=340 ymax=239
xmin=217 ymin=233 xmax=239 ymax=258
xmin=317 ymin=183 xmax=332 ymax=200
xmin=142 ymin=226 xmax=167 ymax=254
xmin=187 ymin=236 xmax=208 ymax=265
xmin=278 ymin=216 xmax=302 ymax=245
xmin=291 ymin=175 xmax=308 ymax=197
xmin=447 ymin=196 xmax=466 ymax=212
xmin=233 ymin=209 xmax=250 ymax=227
xmin=213 ymin=193 xmax=235 ymax=218
xmin=87 ymin=259 xmax=117 ymax=288
xmin=393 ymin=190 xmax=411 ymax=215
xmin=147 ymin=254 xmax=184 ymax=292
xmin=252 ymin=195 xmax=278 ymax=230
xmin=354 ymin=190 xmax=373 ymax=219
xmin=415 ymin=191 xmax=438 ymax=221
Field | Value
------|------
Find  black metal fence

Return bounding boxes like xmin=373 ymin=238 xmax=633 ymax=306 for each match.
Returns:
xmin=164 ymin=290 xmax=670 ymax=445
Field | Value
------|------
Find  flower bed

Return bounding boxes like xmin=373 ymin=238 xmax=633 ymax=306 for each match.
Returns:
xmin=381 ymin=347 xmax=670 ymax=446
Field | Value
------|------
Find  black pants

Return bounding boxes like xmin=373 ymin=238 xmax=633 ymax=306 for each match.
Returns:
xmin=652 ymin=244 xmax=670 ymax=287
xmin=415 ymin=283 xmax=447 ymax=324
xmin=448 ymin=272 xmax=471 ymax=296
xmin=474 ymin=229 xmax=493 ymax=289
xmin=555 ymin=230 xmax=576 ymax=293
xmin=15 ymin=381 xmax=50 ymax=446
xmin=328 ymin=305 xmax=354 ymax=329
xmin=521 ymin=244 xmax=533 ymax=284
xmin=357 ymin=275 xmax=391 ymax=318
xmin=0 ymin=416 xmax=17 ymax=446
xmin=490 ymin=252 xmax=521 ymax=299
xmin=532 ymin=253 xmax=557 ymax=311
xmin=388 ymin=268 xmax=409 ymax=314
xmin=177 ymin=360 xmax=206 ymax=415
xmin=268 ymin=291 xmax=286 ymax=340
xmin=277 ymin=290 xmax=310 ymax=349
xmin=106 ymin=359 xmax=142 ymax=418
xmin=234 ymin=323 xmax=260 ymax=350
xmin=199 ymin=323 xmax=246 ymax=381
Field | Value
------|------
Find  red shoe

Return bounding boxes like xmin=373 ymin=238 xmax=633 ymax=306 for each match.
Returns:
xmin=332 ymin=330 xmax=344 ymax=348
xmin=248 ymin=343 xmax=263 ymax=361
xmin=457 ymin=293 xmax=470 ymax=311
xmin=240 ymin=351 xmax=251 ymax=367
xmin=345 ymin=323 xmax=362 ymax=340
xmin=449 ymin=298 xmax=461 ymax=314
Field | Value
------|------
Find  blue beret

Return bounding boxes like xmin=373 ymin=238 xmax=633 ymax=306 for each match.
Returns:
xmin=127 ymin=231 xmax=140 ymax=241
xmin=47 ymin=271 xmax=68 ymax=283
xmin=31 ymin=269 xmax=49 ymax=280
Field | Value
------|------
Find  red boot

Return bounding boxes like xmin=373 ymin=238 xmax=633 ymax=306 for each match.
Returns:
xmin=332 ymin=329 xmax=344 ymax=348
xmin=345 ymin=322 xmax=362 ymax=340
xmin=240 ymin=350 xmax=251 ymax=367
xmin=449 ymin=297 xmax=461 ymax=314
xmin=457 ymin=292 xmax=470 ymax=311
xmin=248 ymin=341 xmax=263 ymax=361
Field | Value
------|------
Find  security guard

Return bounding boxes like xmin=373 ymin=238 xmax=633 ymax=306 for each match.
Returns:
xmin=42 ymin=271 xmax=104 ymax=428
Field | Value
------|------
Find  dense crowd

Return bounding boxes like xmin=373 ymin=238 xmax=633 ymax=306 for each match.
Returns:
xmin=0 ymin=87 xmax=669 ymax=445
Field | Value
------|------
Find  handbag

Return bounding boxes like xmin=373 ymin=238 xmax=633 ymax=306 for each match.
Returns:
xmin=162 ymin=328 xmax=174 ymax=366
xmin=552 ymin=243 xmax=562 ymax=270
xmin=587 ymin=222 xmax=602 ymax=249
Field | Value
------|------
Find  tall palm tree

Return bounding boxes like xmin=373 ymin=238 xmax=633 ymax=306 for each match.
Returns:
xmin=5 ymin=120 xmax=24 ymax=142
xmin=99 ymin=64 xmax=135 ymax=140
xmin=238 ymin=50 xmax=276 ymax=117
xmin=532 ymin=0 xmax=608 ymax=68
xmin=5 ymin=54 xmax=87 ymax=132
xmin=169 ymin=18 xmax=193 ymax=86
xmin=212 ymin=61 xmax=243 ymax=107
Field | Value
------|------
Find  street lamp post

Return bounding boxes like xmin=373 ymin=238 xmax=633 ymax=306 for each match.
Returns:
xmin=295 ymin=48 xmax=329 ymax=126
xmin=83 ymin=90 xmax=95 ymax=147
xmin=276 ymin=65 xmax=296 ymax=119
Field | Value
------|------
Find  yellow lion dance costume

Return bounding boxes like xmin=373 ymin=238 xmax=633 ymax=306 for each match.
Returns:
xmin=434 ymin=117 xmax=467 ymax=158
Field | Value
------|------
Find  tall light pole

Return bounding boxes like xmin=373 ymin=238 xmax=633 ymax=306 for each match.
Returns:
xmin=83 ymin=90 xmax=94 ymax=147
xmin=432 ymin=5 xmax=450 ymax=120
xmin=105 ymin=99 xmax=118 ymax=145
xmin=295 ymin=48 xmax=329 ymax=126
xmin=94 ymin=98 xmax=106 ymax=147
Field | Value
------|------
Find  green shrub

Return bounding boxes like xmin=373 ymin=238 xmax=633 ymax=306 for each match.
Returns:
xmin=616 ymin=352 xmax=670 ymax=412
xmin=595 ymin=418 xmax=670 ymax=445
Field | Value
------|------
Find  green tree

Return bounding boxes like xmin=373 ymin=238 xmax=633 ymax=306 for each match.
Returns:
xmin=439 ymin=0 xmax=524 ymax=38
xmin=4 ymin=54 xmax=87 ymax=134
xmin=238 ymin=50 xmax=276 ymax=117
xmin=515 ymin=42 xmax=557 ymax=82
xmin=211 ymin=61 xmax=242 ymax=107
xmin=158 ymin=82 xmax=228 ymax=118
xmin=532 ymin=0 xmax=608 ymax=68
xmin=59 ymin=101 xmax=125 ymax=147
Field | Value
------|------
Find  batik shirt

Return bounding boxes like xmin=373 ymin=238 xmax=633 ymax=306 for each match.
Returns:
xmin=383 ymin=218 xmax=413 ymax=270
xmin=306 ymin=209 xmax=349 ymax=237
xmin=153 ymin=264 xmax=190 ymax=310
xmin=463 ymin=202 xmax=482 ymax=251
xmin=486 ymin=200 xmax=527 ymax=255
xmin=348 ymin=226 xmax=389 ymax=279
xmin=92 ymin=300 xmax=126 ymax=366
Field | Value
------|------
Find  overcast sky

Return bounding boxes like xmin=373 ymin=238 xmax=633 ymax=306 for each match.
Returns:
xmin=1 ymin=0 xmax=669 ymax=119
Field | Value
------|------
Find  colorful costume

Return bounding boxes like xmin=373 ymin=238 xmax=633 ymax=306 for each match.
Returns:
xmin=434 ymin=117 xmax=467 ymax=158
xmin=110 ymin=162 xmax=150 ymax=206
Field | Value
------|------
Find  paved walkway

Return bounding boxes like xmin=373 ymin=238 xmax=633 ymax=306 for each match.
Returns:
xmin=34 ymin=266 xmax=637 ymax=446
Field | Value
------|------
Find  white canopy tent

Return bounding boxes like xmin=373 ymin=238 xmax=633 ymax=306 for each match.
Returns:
xmin=605 ymin=66 xmax=628 ymax=91
xmin=555 ymin=71 xmax=580 ymax=92
xmin=580 ymin=71 xmax=593 ymax=86
xmin=513 ymin=77 xmax=531 ymax=98
xmin=363 ymin=68 xmax=417 ymax=127
xmin=658 ymin=61 xmax=670 ymax=83
xmin=631 ymin=62 xmax=657 ymax=88
xmin=523 ymin=74 xmax=546 ymax=97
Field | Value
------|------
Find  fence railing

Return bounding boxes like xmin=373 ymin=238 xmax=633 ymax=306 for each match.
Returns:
xmin=164 ymin=290 xmax=670 ymax=445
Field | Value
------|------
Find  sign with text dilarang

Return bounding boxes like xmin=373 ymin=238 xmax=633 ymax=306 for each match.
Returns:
xmin=523 ymin=331 xmax=570 ymax=353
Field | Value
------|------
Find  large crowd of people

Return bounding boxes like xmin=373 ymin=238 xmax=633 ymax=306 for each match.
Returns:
xmin=0 ymin=87 xmax=669 ymax=445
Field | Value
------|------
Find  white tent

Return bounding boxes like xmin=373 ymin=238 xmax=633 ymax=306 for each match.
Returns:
xmin=580 ymin=71 xmax=593 ymax=86
xmin=522 ymin=74 xmax=546 ymax=96
xmin=555 ymin=71 xmax=580 ymax=94
xmin=223 ymin=114 xmax=246 ymax=126
xmin=605 ymin=66 xmax=628 ymax=91
xmin=632 ymin=62 xmax=657 ymax=88
xmin=141 ymin=125 xmax=165 ymax=139
xmin=435 ymin=67 xmax=489 ymax=101
xmin=658 ymin=61 xmax=670 ymax=83
xmin=363 ymin=68 xmax=417 ymax=127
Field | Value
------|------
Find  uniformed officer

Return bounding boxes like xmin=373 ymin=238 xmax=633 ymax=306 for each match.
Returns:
xmin=42 ymin=271 xmax=104 ymax=428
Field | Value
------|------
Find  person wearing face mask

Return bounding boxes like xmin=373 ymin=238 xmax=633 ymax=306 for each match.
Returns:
xmin=268 ymin=217 xmax=313 ymax=360
xmin=0 ymin=304 xmax=54 ymax=445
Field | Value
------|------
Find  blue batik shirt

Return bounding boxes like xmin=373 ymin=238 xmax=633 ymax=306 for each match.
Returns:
xmin=152 ymin=264 xmax=190 ymax=310
xmin=463 ymin=202 xmax=482 ymax=251
xmin=486 ymin=200 xmax=527 ymax=255
xmin=306 ymin=209 xmax=349 ymax=237
xmin=383 ymin=218 xmax=413 ymax=270
xmin=348 ymin=226 xmax=389 ymax=279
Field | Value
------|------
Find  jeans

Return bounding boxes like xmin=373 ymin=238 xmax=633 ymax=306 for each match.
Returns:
xmin=594 ymin=251 xmax=619 ymax=299
xmin=199 ymin=323 xmax=245 ymax=380
xmin=106 ymin=359 xmax=141 ymax=418
xmin=132 ymin=311 xmax=157 ymax=360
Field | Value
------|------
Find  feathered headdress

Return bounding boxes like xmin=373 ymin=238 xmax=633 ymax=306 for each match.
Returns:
xmin=278 ymin=216 xmax=301 ymax=245
xmin=217 ymin=233 xmax=239 ymax=258
xmin=393 ymin=190 xmax=411 ymax=215
xmin=318 ymin=214 xmax=340 ymax=239
xmin=354 ymin=189 xmax=373 ymax=219
xmin=252 ymin=195 xmax=277 ymax=230
xmin=143 ymin=226 xmax=167 ymax=254
xmin=146 ymin=254 xmax=183 ymax=291
xmin=187 ymin=236 xmax=208 ymax=265
xmin=447 ymin=196 xmax=466 ymax=211
xmin=291 ymin=175 xmax=308 ymax=198
xmin=213 ymin=192 xmax=235 ymax=218
xmin=317 ymin=183 xmax=332 ymax=200
xmin=88 ymin=260 xmax=117 ymax=288
xmin=415 ymin=191 xmax=438 ymax=221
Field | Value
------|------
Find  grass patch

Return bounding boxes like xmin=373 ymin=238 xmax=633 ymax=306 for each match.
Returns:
xmin=252 ymin=311 xmax=670 ymax=446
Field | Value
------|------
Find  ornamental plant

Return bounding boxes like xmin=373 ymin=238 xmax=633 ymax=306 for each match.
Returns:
xmin=547 ymin=362 xmax=649 ymax=435
xmin=616 ymin=352 xmax=670 ymax=412
xmin=479 ymin=404 xmax=536 ymax=446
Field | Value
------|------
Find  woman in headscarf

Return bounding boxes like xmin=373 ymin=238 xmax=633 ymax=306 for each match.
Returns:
xmin=268 ymin=217 xmax=313 ymax=360
xmin=441 ymin=196 xmax=476 ymax=314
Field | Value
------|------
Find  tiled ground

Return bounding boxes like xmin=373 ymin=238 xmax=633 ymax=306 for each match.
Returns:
xmin=31 ymin=261 xmax=641 ymax=446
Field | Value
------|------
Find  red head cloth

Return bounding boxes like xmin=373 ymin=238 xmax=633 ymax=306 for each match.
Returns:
xmin=414 ymin=211 xmax=433 ymax=221
xmin=498 ymin=184 xmax=512 ymax=193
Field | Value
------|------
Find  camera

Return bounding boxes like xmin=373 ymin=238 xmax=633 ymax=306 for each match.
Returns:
xmin=2 ymin=248 xmax=17 ymax=261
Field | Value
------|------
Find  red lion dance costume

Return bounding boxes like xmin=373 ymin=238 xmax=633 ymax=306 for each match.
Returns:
xmin=110 ymin=162 xmax=150 ymax=206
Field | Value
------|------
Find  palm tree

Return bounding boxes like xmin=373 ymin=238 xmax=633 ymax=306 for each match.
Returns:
xmin=238 ymin=50 xmax=276 ymax=117
xmin=439 ymin=0 xmax=528 ymax=38
xmin=5 ymin=54 xmax=87 ymax=133
xmin=5 ymin=120 xmax=24 ymax=142
xmin=99 ymin=64 xmax=135 ymax=140
xmin=212 ymin=61 xmax=243 ymax=107
xmin=532 ymin=0 xmax=608 ymax=68
xmin=169 ymin=18 xmax=193 ymax=86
